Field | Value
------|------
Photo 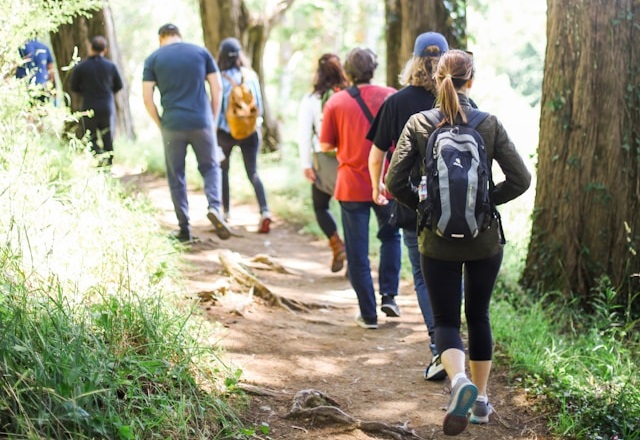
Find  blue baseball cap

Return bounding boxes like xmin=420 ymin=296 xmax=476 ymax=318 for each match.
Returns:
xmin=413 ymin=32 xmax=448 ymax=57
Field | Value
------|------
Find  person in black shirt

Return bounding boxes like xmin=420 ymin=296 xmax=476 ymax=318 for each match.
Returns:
xmin=366 ymin=32 xmax=448 ymax=379
xmin=71 ymin=36 xmax=123 ymax=166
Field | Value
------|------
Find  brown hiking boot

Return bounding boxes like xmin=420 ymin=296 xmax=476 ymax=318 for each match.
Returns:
xmin=329 ymin=232 xmax=346 ymax=273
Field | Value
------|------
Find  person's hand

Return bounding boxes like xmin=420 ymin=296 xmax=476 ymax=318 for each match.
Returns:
xmin=373 ymin=184 xmax=389 ymax=205
xmin=303 ymin=167 xmax=316 ymax=184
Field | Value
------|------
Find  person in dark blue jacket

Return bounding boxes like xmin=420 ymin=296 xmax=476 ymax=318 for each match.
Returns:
xmin=16 ymin=38 xmax=55 ymax=102
xmin=71 ymin=36 xmax=123 ymax=166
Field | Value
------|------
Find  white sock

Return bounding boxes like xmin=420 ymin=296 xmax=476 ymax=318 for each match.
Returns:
xmin=476 ymin=394 xmax=488 ymax=403
xmin=451 ymin=372 xmax=467 ymax=388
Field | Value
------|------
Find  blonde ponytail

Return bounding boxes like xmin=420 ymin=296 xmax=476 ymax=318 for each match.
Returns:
xmin=434 ymin=50 xmax=475 ymax=126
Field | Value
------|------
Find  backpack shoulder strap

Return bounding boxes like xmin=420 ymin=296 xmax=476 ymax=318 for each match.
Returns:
xmin=465 ymin=110 xmax=490 ymax=129
xmin=423 ymin=109 xmax=443 ymax=128
xmin=347 ymin=86 xmax=374 ymax=123
xmin=221 ymin=71 xmax=238 ymax=87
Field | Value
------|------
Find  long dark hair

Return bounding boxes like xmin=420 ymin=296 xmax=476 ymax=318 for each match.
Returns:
xmin=217 ymin=47 xmax=250 ymax=71
xmin=312 ymin=53 xmax=349 ymax=96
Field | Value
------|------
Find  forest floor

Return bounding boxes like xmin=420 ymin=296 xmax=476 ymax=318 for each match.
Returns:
xmin=121 ymin=170 xmax=552 ymax=440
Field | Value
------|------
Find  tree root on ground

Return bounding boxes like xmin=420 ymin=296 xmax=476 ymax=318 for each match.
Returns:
xmin=218 ymin=250 xmax=310 ymax=313
xmin=284 ymin=389 xmax=426 ymax=440
xmin=245 ymin=253 xmax=298 ymax=274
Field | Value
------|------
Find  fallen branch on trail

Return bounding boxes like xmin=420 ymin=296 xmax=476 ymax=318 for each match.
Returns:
xmin=245 ymin=253 xmax=298 ymax=274
xmin=284 ymin=389 xmax=426 ymax=440
xmin=217 ymin=249 xmax=309 ymax=313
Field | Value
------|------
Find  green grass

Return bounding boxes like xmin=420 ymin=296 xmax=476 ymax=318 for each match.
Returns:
xmin=492 ymin=271 xmax=640 ymax=439
xmin=0 ymin=76 xmax=251 ymax=438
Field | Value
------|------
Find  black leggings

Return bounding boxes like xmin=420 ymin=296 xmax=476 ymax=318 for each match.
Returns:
xmin=420 ymin=250 xmax=503 ymax=361
xmin=312 ymin=184 xmax=338 ymax=239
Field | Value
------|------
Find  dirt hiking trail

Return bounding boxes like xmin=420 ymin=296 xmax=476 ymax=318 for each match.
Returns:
xmin=123 ymin=170 xmax=551 ymax=440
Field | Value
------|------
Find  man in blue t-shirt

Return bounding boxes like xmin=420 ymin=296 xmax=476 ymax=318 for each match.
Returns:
xmin=71 ymin=36 xmax=123 ymax=166
xmin=142 ymin=23 xmax=231 ymax=242
xmin=16 ymin=38 xmax=54 ymax=101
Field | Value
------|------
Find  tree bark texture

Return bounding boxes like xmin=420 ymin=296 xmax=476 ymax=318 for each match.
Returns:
xmin=523 ymin=0 xmax=640 ymax=308
xmin=385 ymin=0 xmax=466 ymax=90
xmin=50 ymin=7 xmax=135 ymax=140
xmin=199 ymin=0 xmax=295 ymax=152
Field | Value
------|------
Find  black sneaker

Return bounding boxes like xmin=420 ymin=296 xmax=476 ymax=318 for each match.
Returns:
xmin=424 ymin=354 xmax=447 ymax=381
xmin=207 ymin=208 xmax=231 ymax=240
xmin=355 ymin=314 xmax=378 ymax=329
xmin=173 ymin=229 xmax=192 ymax=243
xmin=381 ymin=295 xmax=401 ymax=317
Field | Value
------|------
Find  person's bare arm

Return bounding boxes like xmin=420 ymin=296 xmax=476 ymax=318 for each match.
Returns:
xmin=207 ymin=72 xmax=222 ymax=124
xmin=368 ymin=145 xmax=388 ymax=205
xmin=319 ymin=142 xmax=335 ymax=152
xmin=142 ymin=81 xmax=161 ymax=128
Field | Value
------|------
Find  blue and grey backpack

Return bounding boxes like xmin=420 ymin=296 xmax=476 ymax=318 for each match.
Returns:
xmin=418 ymin=109 xmax=502 ymax=241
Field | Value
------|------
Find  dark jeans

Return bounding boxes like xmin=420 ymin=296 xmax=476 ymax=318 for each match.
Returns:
xmin=340 ymin=200 xmax=401 ymax=322
xmin=217 ymin=129 xmax=269 ymax=215
xmin=312 ymin=184 xmax=338 ymax=239
xmin=82 ymin=110 xmax=114 ymax=164
xmin=403 ymin=228 xmax=435 ymax=339
xmin=160 ymin=126 xmax=223 ymax=232
xmin=420 ymin=250 xmax=503 ymax=361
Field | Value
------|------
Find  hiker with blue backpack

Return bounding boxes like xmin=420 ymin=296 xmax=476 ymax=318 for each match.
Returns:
xmin=386 ymin=49 xmax=531 ymax=436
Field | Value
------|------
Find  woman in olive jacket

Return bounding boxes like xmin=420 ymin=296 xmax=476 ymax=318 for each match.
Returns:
xmin=386 ymin=49 xmax=531 ymax=436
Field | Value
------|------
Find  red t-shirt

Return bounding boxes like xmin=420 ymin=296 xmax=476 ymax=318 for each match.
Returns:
xmin=320 ymin=84 xmax=395 ymax=201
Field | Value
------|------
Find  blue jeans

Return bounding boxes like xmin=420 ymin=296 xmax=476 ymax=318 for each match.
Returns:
xmin=340 ymin=201 xmax=401 ymax=322
xmin=161 ymin=126 xmax=223 ymax=231
xmin=403 ymin=228 xmax=435 ymax=340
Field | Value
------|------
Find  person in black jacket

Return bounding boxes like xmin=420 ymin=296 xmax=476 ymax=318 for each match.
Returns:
xmin=71 ymin=36 xmax=123 ymax=166
xmin=386 ymin=50 xmax=531 ymax=436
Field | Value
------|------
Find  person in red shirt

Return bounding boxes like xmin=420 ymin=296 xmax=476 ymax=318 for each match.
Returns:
xmin=319 ymin=48 xmax=401 ymax=329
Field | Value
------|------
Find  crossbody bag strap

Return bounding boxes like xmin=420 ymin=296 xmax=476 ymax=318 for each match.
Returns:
xmin=347 ymin=86 xmax=374 ymax=123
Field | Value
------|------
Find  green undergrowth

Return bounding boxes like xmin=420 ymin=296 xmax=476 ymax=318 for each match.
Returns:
xmin=0 ymin=80 xmax=251 ymax=438
xmin=492 ymin=276 xmax=640 ymax=439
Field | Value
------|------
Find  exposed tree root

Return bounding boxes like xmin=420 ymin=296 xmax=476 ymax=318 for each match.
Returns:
xmin=284 ymin=389 xmax=426 ymax=440
xmin=218 ymin=249 xmax=309 ymax=312
xmin=237 ymin=383 xmax=291 ymax=398
xmin=246 ymin=253 xmax=298 ymax=274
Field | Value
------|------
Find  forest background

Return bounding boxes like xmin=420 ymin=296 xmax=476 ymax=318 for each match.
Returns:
xmin=1 ymin=0 xmax=639 ymax=439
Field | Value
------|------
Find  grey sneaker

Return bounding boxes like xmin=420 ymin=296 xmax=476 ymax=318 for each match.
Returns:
xmin=207 ymin=208 xmax=231 ymax=240
xmin=470 ymin=399 xmax=493 ymax=424
xmin=381 ymin=295 xmax=401 ymax=317
xmin=355 ymin=314 xmax=378 ymax=329
xmin=443 ymin=377 xmax=478 ymax=436
xmin=424 ymin=354 xmax=447 ymax=381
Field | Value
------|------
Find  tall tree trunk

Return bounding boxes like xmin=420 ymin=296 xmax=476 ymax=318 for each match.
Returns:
xmin=522 ymin=0 xmax=640 ymax=313
xmin=199 ymin=0 xmax=295 ymax=152
xmin=386 ymin=0 xmax=466 ymax=90
xmin=385 ymin=0 xmax=402 ymax=89
xmin=49 ymin=6 xmax=135 ymax=140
